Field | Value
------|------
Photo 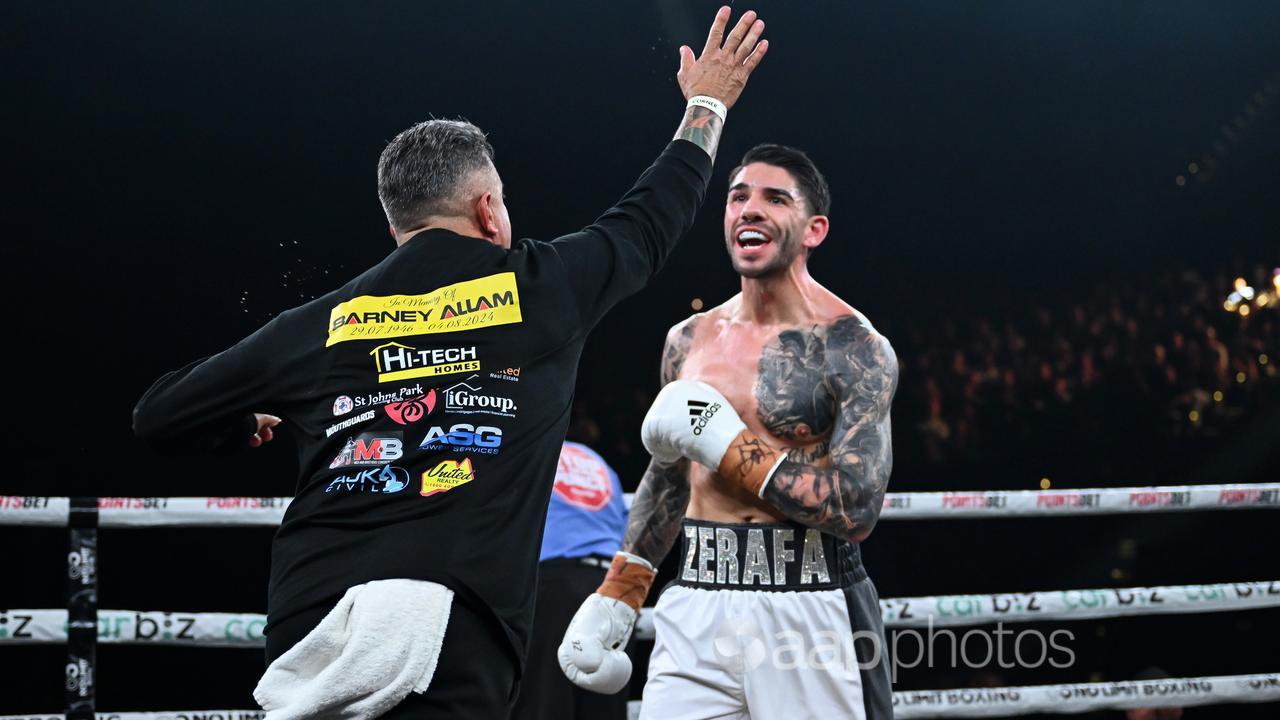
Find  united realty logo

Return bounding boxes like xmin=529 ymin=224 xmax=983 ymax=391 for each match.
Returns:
xmin=421 ymin=458 xmax=475 ymax=497
xmin=371 ymin=342 xmax=479 ymax=384
xmin=688 ymin=399 xmax=721 ymax=435
xmin=419 ymin=424 xmax=503 ymax=455
xmin=443 ymin=374 xmax=517 ymax=417
xmin=325 ymin=464 xmax=411 ymax=494
xmin=330 ymin=433 xmax=405 ymax=468
xmin=327 ymin=272 xmax=522 ymax=346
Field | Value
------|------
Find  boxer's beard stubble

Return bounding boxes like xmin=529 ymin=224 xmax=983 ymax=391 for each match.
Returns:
xmin=728 ymin=223 xmax=804 ymax=280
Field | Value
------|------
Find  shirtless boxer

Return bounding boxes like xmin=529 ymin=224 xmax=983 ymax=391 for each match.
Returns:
xmin=560 ymin=144 xmax=897 ymax=719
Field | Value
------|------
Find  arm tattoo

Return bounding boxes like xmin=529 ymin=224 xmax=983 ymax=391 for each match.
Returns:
xmin=623 ymin=458 xmax=692 ymax=565
xmin=622 ymin=318 xmax=700 ymax=565
xmin=759 ymin=316 xmax=898 ymax=543
xmin=673 ymin=105 xmax=724 ymax=162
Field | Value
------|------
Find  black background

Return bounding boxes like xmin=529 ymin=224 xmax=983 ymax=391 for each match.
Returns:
xmin=3 ymin=1 xmax=1278 ymax=716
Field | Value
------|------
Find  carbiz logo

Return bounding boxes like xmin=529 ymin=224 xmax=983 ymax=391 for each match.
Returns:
xmin=421 ymin=458 xmax=476 ymax=497
xmin=330 ymin=433 xmax=404 ymax=468
xmin=325 ymin=464 xmax=410 ymax=494
xmin=419 ymin=424 xmax=502 ymax=455
xmin=326 ymin=272 xmax=522 ymax=346
xmin=371 ymin=342 xmax=479 ymax=384
xmin=688 ymin=399 xmax=721 ymax=436
xmin=443 ymin=375 xmax=517 ymax=417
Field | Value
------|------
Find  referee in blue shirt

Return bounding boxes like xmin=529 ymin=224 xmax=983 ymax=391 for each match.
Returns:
xmin=512 ymin=437 xmax=629 ymax=720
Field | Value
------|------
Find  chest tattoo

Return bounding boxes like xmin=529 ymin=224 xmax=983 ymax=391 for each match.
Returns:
xmin=755 ymin=326 xmax=837 ymax=442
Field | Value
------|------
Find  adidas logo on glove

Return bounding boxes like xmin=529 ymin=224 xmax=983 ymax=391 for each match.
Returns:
xmin=688 ymin=399 xmax=721 ymax=436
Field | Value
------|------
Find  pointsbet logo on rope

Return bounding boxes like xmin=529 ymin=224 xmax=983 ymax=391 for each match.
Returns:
xmin=421 ymin=458 xmax=475 ymax=497
xmin=327 ymin=272 xmax=521 ymax=346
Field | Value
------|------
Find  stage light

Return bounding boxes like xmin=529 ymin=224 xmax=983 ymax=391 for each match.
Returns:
xmin=1188 ymin=410 xmax=1200 ymax=422
xmin=1213 ymin=390 xmax=1224 ymax=402
xmin=1236 ymin=372 xmax=1247 ymax=383
xmin=1039 ymin=477 xmax=1051 ymax=490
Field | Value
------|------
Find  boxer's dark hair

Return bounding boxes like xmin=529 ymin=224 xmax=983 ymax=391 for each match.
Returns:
xmin=730 ymin=144 xmax=830 ymax=217
xmin=378 ymin=119 xmax=495 ymax=231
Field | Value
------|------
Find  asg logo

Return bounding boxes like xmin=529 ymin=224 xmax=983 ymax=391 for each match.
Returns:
xmin=325 ymin=464 xmax=411 ymax=494
xmin=688 ymin=400 xmax=721 ymax=436
xmin=385 ymin=389 xmax=437 ymax=425
xmin=330 ymin=433 xmax=404 ymax=468
xmin=419 ymin=424 xmax=502 ymax=455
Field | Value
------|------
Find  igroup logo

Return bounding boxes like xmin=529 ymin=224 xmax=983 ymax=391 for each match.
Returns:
xmin=443 ymin=374 xmax=517 ymax=418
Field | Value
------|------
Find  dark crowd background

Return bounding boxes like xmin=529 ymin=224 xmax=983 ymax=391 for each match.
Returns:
xmin=3 ymin=1 xmax=1278 ymax=717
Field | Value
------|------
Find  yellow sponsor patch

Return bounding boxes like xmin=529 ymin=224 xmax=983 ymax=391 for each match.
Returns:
xmin=421 ymin=458 xmax=476 ymax=496
xmin=327 ymin=272 xmax=521 ymax=346
xmin=371 ymin=342 xmax=480 ymax=384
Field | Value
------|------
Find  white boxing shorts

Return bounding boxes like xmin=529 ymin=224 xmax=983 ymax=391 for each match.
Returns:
xmin=639 ymin=520 xmax=893 ymax=720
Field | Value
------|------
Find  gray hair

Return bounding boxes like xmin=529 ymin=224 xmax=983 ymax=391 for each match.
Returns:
xmin=377 ymin=119 xmax=495 ymax=231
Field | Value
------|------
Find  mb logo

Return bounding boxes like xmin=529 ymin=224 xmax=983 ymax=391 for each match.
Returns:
xmin=688 ymin=399 xmax=721 ymax=436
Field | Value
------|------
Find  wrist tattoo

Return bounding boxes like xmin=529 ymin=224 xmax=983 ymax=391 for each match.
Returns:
xmin=674 ymin=105 xmax=724 ymax=161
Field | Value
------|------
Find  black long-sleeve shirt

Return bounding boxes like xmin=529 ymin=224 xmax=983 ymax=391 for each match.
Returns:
xmin=133 ymin=139 xmax=712 ymax=664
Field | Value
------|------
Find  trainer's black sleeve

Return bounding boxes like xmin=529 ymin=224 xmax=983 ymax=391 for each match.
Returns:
xmin=132 ymin=308 xmax=312 ymax=451
xmin=549 ymin=139 xmax=711 ymax=329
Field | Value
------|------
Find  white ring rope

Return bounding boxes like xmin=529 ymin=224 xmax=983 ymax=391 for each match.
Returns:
xmin=3 ymin=488 xmax=1276 ymax=717
xmin=4 ymin=580 xmax=1275 ymax=647
xmin=2 ymin=483 xmax=1277 ymax=528
xmin=2 ymin=673 xmax=1277 ymax=720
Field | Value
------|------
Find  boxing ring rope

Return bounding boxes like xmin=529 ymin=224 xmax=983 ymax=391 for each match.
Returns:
xmin=3 ymin=482 xmax=1278 ymax=527
xmin=4 ymin=578 xmax=1278 ymax=647
xmin=1 ymin=674 xmax=1278 ymax=720
xmin=4 ymin=486 xmax=1278 ymax=718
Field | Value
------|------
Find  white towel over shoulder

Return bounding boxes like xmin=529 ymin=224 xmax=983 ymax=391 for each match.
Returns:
xmin=254 ymin=579 xmax=454 ymax=720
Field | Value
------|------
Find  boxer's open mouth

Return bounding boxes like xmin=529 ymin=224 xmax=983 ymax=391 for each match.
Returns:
xmin=736 ymin=227 xmax=772 ymax=248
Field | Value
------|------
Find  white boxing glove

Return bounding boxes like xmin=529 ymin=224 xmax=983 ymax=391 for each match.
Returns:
xmin=557 ymin=592 xmax=637 ymax=695
xmin=642 ymin=379 xmax=746 ymax=470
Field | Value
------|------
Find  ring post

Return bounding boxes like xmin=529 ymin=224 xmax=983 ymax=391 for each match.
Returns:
xmin=66 ymin=497 xmax=98 ymax=720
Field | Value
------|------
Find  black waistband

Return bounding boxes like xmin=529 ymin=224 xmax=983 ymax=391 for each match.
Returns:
xmin=676 ymin=519 xmax=864 ymax=592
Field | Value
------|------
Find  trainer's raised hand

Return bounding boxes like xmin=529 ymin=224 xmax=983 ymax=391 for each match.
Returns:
xmin=677 ymin=7 xmax=768 ymax=109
